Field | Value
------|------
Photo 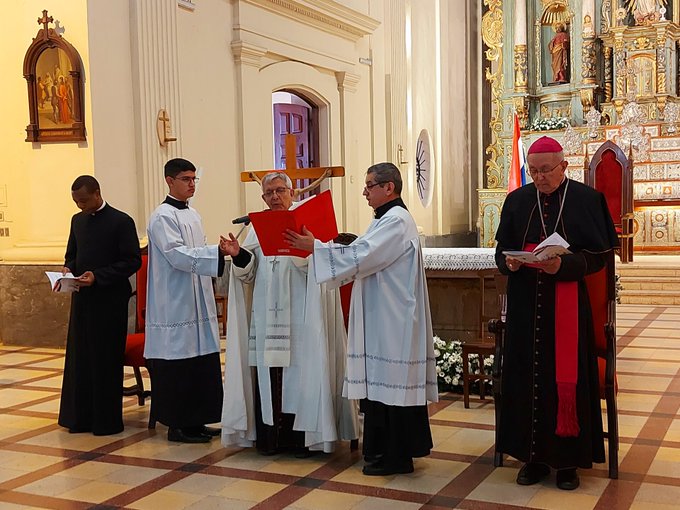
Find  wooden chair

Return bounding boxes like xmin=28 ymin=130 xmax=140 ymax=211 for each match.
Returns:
xmin=585 ymin=250 xmax=619 ymax=479
xmin=461 ymin=269 xmax=497 ymax=408
xmin=585 ymin=140 xmax=634 ymax=263
xmin=489 ymin=256 xmax=619 ymax=478
xmin=214 ymin=292 xmax=227 ymax=337
xmin=489 ymin=273 xmax=507 ymax=467
xmin=123 ymin=245 xmax=155 ymax=428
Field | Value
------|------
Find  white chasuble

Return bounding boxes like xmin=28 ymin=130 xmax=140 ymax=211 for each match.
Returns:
xmin=222 ymin=227 xmax=358 ymax=451
xmin=313 ymin=206 xmax=439 ymax=407
xmin=144 ymin=204 xmax=220 ymax=360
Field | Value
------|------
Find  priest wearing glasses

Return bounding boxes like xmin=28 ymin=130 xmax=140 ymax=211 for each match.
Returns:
xmin=285 ymin=162 xmax=437 ymax=476
xmin=496 ymin=136 xmax=618 ymax=490
xmin=221 ymin=171 xmax=358 ymax=456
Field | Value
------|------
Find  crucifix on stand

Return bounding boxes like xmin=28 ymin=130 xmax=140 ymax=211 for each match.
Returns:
xmin=241 ymin=134 xmax=345 ymax=199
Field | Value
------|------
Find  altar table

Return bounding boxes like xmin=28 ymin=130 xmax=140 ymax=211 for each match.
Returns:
xmin=422 ymin=248 xmax=499 ymax=342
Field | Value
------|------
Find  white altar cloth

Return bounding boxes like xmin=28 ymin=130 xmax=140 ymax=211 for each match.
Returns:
xmin=422 ymin=248 xmax=497 ymax=271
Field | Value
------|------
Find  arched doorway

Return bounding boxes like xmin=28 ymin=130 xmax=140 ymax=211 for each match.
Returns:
xmin=272 ymin=90 xmax=320 ymax=198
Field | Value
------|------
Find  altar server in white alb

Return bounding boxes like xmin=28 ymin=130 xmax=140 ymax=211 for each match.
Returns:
xmin=286 ymin=162 xmax=438 ymax=476
xmin=145 ymin=158 xmax=228 ymax=444
xmin=221 ymin=171 xmax=358 ymax=455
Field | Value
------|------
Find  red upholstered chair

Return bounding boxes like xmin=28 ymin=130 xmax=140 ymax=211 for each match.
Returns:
xmin=585 ymin=140 xmax=634 ymax=263
xmin=489 ymin=255 xmax=619 ymax=479
xmin=124 ymin=246 xmax=155 ymax=428
xmin=585 ymin=250 xmax=618 ymax=479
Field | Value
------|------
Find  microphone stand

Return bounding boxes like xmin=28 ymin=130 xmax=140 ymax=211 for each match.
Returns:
xmin=234 ymin=219 xmax=250 ymax=240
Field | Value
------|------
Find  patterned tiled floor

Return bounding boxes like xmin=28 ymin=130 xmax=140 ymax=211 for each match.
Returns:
xmin=1 ymin=304 xmax=680 ymax=509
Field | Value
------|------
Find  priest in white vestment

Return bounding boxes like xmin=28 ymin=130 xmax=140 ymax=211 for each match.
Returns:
xmin=145 ymin=158 xmax=228 ymax=444
xmin=221 ymin=172 xmax=358 ymax=455
xmin=286 ymin=162 xmax=438 ymax=476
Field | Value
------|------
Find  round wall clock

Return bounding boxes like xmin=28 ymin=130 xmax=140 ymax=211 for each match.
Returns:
xmin=415 ymin=129 xmax=434 ymax=207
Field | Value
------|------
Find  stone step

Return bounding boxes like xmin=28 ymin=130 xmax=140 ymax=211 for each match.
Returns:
xmin=616 ymin=266 xmax=680 ymax=278
xmin=619 ymin=289 xmax=680 ymax=305
xmin=619 ymin=276 xmax=680 ymax=291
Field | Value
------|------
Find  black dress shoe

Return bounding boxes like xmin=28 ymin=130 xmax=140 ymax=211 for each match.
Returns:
xmin=294 ymin=447 xmax=321 ymax=459
xmin=167 ymin=428 xmax=211 ymax=444
xmin=362 ymin=458 xmax=414 ymax=476
xmin=556 ymin=468 xmax=579 ymax=490
xmin=364 ymin=454 xmax=383 ymax=465
xmin=516 ymin=463 xmax=550 ymax=485
xmin=200 ymin=426 xmax=221 ymax=437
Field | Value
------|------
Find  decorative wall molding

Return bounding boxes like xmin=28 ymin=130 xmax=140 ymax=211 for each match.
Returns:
xmin=231 ymin=41 xmax=268 ymax=67
xmin=335 ymin=71 xmax=360 ymax=93
xmin=241 ymin=0 xmax=380 ymax=41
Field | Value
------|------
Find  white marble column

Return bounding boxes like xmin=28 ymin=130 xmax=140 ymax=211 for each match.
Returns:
xmin=583 ymin=0 xmax=595 ymax=37
xmin=130 ymin=0 xmax=183 ymax=222
xmin=513 ymin=1 xmax=528 ymax=94
xmin=582 ymin=0 xmax=597 ymax=83
xmin=514 ymin=0 xmax=526 ymax=46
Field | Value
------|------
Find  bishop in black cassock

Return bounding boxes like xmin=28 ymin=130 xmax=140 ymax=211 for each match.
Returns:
xmin=495 ymin=136 xmax=618 ymax=490
xmin=58 ymin=176 xmax=141 ymax=435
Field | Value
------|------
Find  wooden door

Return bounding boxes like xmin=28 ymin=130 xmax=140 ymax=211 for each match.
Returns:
xmin=273 ymin=103 xmax=314 ymax=196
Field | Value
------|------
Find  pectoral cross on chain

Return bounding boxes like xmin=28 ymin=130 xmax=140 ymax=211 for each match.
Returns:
xmin=269 ymin=301 xmax=284 ymax=319
xmin=270 ymin=257 xmax=279 ymax=273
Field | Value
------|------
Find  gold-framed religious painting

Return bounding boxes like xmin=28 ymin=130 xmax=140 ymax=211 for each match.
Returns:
xmin=23 ymin=11 xmax=85 ymax=142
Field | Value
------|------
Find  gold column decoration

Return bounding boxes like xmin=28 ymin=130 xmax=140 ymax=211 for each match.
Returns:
xmin=656 ymin=27 xmax=667 ymax=95
xmin=600 ymin=0 xmax=612 ymax=34
xmin=482 ymin=0 xmax=504 ymax=189
xmin=514 ymin=44 xmax=528 ymax=92
xmin=613 ymin=33 xmax=626 ymax=114
xmin=604 ymin=46 xmax=613 ymax=102
xmin=580 ymin=88 xmax=594 ymax=110
xmin=582 ymin=37 xmax=597 ymax=84
xmin=513 ymin=97 xmax=528 ymax=129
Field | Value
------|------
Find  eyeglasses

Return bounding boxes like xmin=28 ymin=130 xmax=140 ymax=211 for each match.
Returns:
xmin=262 ymin=187 xmax=290 ymax=199
xmin=364 ymin=181 xmax=386 ymax=192
xmin=526 ymin=161 xmax=564 ymax=177
xmin=173 ymin=176 xmax=200 ymax=183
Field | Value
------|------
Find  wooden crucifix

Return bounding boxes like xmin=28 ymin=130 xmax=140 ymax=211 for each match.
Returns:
xmin=38 ymin=10 xmax=54 ymax=41
xmin=241 ymin=134 xmax=344 ymax=198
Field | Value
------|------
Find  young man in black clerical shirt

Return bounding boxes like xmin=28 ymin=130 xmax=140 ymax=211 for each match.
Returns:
xmin=58 ymin=175 xmax=141 ymax=436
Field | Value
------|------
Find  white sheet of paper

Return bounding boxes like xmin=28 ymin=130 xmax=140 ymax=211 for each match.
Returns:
xmin=502 ymin=232 xmax=571 ymax=263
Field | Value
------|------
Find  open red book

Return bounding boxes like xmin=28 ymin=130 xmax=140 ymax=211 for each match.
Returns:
xmin=248 ymin=190 xmax=339 ymax=257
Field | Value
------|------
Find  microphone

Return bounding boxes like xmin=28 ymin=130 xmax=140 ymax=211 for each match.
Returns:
xmin=232 ymin=215 xmax=250 ymax=225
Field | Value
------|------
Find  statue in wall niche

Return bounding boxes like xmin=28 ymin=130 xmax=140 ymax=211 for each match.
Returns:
xmin=626 ymin=0 xmax=667 ymax=25
xmin=548 ymin=23 xmax=570 ymax=84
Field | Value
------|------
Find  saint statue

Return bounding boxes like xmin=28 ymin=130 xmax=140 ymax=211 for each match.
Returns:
xmin=627 ymin=0 xmax=667 ymax=25
xmin=548 ymin=24 xmax=570 ymax=84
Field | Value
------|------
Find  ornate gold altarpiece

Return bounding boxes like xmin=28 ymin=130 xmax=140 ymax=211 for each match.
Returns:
xmin=480 ymin=0 xmax=680 ymax=251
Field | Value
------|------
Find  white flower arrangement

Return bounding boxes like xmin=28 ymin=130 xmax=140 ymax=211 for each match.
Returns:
xmin=434 ymin=335 xmax=494 ymax=392
xmin=530 ymin=116 xmax=571 ymax=132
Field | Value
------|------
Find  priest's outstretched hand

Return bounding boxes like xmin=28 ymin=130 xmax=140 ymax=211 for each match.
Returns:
xmin=285 ymin=226 xmax=315 ymax=252
xmin=220 ymin=233 xmax=240 ymax=257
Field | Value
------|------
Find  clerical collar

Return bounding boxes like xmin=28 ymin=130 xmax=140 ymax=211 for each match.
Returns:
xmin=374 ymin=197 xmax=407 ymax=219
xmin=91 ymin=201 xmax=107 ymax=215
xmin=538 ymin=175 xmax=568 ymax=198
xmin=163 ymin=195 xmax=189 ymax=209
xmin=537 ymin=177 xmax=569 ymax=238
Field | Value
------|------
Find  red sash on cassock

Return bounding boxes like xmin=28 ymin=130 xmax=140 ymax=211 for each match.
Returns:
xmin=523 ymin=243 xmax=579 ymax=437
